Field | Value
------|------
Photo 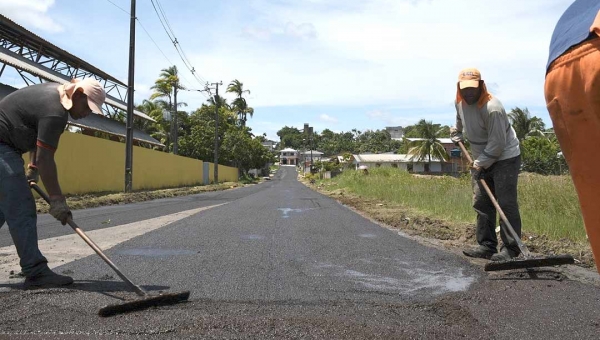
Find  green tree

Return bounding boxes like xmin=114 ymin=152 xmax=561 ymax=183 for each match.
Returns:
xmin=277 ymin=126 xmax=304 ymax=150
xmin=508 ymin=107 xmax=546 ymax=141
xmin=136 ymin=99 xmax=170 ymax=148
xmin=406 ymin=119 xmax=449 ymax=166
xmin=226 ymin=79 xmax=254 ymax=126
xmin=521 ymin=136 xmax=567 ymax=175
xmin=150 ymin=66 xmax=187 ymax=152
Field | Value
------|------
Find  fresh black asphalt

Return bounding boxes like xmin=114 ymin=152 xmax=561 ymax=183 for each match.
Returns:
xmin=0 ymin=166 xmax=599 ymax=339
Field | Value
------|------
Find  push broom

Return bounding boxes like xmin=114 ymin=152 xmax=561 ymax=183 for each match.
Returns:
xmin=457 ymin=141 xmax=574 ymax=272
xmin=30 ymin=183 xmax=190 ymax=317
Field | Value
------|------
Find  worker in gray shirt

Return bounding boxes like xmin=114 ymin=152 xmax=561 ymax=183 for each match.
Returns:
xmin=450 ymin=68 xmax=522 ymax=262
xmin=0 ymin=78 xmax=105 ymax=288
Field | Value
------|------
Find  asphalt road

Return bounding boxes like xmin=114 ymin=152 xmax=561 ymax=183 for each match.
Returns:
xmin=0 ymin=166 xmax=599 ymax=339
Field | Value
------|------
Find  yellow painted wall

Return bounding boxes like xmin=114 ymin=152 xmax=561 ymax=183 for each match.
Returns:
xmin=24 ymin=132 xmax=238 ymax=195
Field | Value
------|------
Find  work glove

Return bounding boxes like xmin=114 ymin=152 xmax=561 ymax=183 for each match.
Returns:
xmin=49 ymin=195 xmax=72 ymax=226
xmin=449 ymin=127 xmax=464 ymax=146
xmin=25 ymin=164 xmax=39 ymax=183
xmin=471 ymin=166 xmax=487 ymax=181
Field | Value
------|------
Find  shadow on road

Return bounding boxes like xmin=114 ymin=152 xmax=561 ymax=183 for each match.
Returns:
xmin=488 ymin=269 xmax=566 ymax=281
xmin=0 ymin=280 xmax=171 ymax=300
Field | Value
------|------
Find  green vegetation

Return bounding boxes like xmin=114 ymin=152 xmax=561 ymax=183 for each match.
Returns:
xmin=324 ymin=167 xmax=585 ymax=242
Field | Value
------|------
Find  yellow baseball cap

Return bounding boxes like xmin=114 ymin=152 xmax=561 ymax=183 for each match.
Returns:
xmin=458 ymin=68 xmax=482 ymax=89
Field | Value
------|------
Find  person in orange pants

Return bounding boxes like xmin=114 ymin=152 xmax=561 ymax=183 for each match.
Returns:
xmin=544 ymin=0 xmax=600 ymax=273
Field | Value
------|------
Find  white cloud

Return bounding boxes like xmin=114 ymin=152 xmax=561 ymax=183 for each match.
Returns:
xmin=284 ymin=22 xmax=317 ymax=40
xmin=0 ymin=0 xmax=62 ymax=33
xmin=319 ymin=114 xmax=338 ymax=123
xmin=365 ymin=109 xmax=453 ymax=127
xmin=189 ymin=0 xmax=571 ymax=111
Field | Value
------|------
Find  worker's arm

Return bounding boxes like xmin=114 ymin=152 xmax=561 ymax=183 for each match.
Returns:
xmin=36 ymin=145 xmax=62 ymax=197
xmin=450 ymin=103 xmax=464 ymax=145
xmin=474 ymin=109 xmax=509 ymax=169
xmin=25 ymin=149 xmax=39 ymax=183
xmin=29 ymin=149 xmax=36 ymax=167
xmin=36 ymin=116 xmax=71 ymax=225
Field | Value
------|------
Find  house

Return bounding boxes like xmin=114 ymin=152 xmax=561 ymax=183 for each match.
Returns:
xmin=299 ymin=150 xmax=324 ymax=164
xmin=298 ymin=150 xmax=324 ymax=173
xmin=261 ymin=140 xmax=278 ymax=152
xmin=386 ymin=126 xmax=405 ymax=139
xmin=403 ymin=138 xmax=469 ymax=173
xmin=279 ymin=148 xmax=299 ymax=166
xmin=352 ymin=153 xmax=445 ymax=173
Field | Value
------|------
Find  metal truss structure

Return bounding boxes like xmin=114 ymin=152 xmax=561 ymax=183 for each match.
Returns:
xmin=0 ymin=14 xmax=154 ymax=122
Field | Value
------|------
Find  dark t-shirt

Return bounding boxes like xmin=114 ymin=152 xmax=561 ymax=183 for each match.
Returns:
xmin=0 ymin=83 xmax=68 ymax=154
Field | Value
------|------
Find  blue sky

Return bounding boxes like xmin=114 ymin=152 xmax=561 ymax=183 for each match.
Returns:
xmin=0 ymin=0 xmax=574 ymax=141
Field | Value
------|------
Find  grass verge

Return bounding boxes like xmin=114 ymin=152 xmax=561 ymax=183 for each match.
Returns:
xmin=304 ymin=167 xmax=594 ymax=269
xmin=34 ymin=181 xmax=255 ymax=214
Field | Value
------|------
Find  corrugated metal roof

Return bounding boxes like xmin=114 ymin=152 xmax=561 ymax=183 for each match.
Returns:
xmin=68 ymin=113 xmax=164 ymax=148
xmin=0 ymin=47 xmax=155 ymax=122
xmin=0 ymin=14 xmax=124 ymax=86
xmin=300 ymin=150 xmax=324 ymax=155
xmin=405 ymin=138 xmax=454 ymax=144
xmin=353 ymin=154 xmax=443 ymax=163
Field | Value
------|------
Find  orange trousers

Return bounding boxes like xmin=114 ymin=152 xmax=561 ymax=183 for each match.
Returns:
xmin=545 ymin=35 xmax=600 ymax=272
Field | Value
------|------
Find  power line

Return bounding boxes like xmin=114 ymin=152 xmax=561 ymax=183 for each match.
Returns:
xmin=149 ymin=0 xmax=210 ymax=87
xmin=104 ymin=0 xmax=208 ymax=97
xmin=105 ymin=0 xmax=129 ymax=14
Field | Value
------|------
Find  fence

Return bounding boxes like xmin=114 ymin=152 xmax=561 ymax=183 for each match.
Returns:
xmin=25 ymin=132 xmax=238 ymax=195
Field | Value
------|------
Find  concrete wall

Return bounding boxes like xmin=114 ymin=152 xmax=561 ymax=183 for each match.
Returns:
xmin=24 ymin=131 xmax=238 ymax=195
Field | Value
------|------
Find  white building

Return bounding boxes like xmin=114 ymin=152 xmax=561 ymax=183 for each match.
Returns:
xmin=299 ymin=150 xmax=324 ymax=164
xmin=280 ymin=148 xmax=299 ymax=166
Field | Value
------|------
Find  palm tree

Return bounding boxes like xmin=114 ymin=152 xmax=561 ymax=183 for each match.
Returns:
xmin=150 ymin=66 xmax=187 ymax=153
xmin=226 ymin=79 xmax=253 ymax=126
xmin=207 ymin=95 xmax=229 ymax=109
xmin=407 ymin=119 xmax=449 ymax=170
xmin=508 ymin=107 xmax=546 ymax=140
xmin=136 ymin=99 xmax=170 ymax=149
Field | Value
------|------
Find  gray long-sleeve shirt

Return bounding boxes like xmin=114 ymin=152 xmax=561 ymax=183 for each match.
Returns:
xmin=452 ymin=97 xmax=520 ymax=169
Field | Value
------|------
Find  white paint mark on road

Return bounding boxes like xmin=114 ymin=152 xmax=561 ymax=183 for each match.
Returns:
xmin=277 ymin=208 xmax=315 ymax=218
xmin=313 ymin=260 xmax=476 ymax=295
xmin=0 ymin=204 xmax=226 ymax=283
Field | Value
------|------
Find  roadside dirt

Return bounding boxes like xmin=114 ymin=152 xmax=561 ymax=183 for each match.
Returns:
xmin=304 ymin=178 xmax=596 ymax=271
xmin=34 ymin=181 xmax=256 ymax=214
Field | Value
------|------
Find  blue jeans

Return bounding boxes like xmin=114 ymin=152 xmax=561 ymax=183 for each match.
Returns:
xmin=0 ymin=144 xmax=48 ymax=277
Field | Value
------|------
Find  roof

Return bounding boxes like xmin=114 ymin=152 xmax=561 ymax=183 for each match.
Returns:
xmin=353 ymin=154 xmax=443 ymax=163
xmin=404 ymin=138 xmax=454 ymax=144
xmin=280 ymin=148 xmax=297 ymax=152
xmin=300 ymin=150 xmax=324 ymax=155
xmin=0 ymin=83 xmax=163 ymax=147
xmin=0 ymin=47 xmax=154 ymax=122
xmin=68 ymin=113 xmax=163 ymax=148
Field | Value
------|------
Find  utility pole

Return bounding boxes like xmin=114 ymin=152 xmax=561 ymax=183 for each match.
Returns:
xmin=309 ymin=126 xmax=314 ymax=172
xmin=207 ymin=81 xmax=223 ymax=183
xmin=124 ymin=0 xmax=136 ymax=193
xmin=304 ymin=123 xmax=313 ymax=173
xmin=172 ymin=78 xmax=178 ymax=155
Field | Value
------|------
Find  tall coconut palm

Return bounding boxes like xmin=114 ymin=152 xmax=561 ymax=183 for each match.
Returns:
xmin=226 ymin=79 xmax=253 ymax=126
xmin=150 ymin=66 xmax=187 ymax=153
xmin=508 ymin=107 xmax=546 ymax=140
xmin=407 ymin=119 xmax=449 ymax=169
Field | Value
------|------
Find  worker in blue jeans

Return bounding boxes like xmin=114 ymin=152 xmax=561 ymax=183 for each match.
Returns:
xmin=0 ymin=78 xmax=105 ymax=289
